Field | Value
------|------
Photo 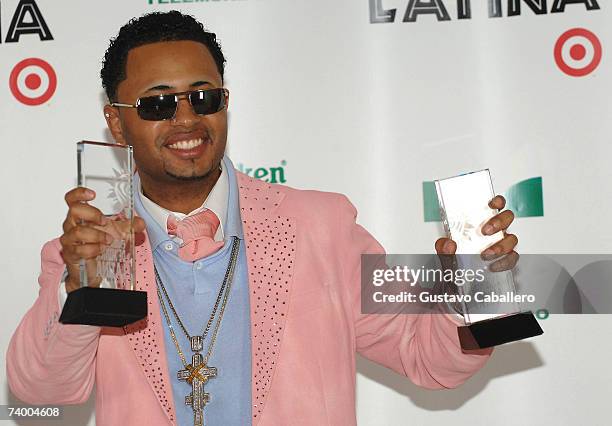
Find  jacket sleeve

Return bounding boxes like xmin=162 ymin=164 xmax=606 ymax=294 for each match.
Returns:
xmin=335 ymin=194 xmax=492 ymax=390
xmin=6 ymin=238 xmax=100 ymax=404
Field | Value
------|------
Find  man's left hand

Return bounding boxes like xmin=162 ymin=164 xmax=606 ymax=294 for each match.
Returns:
xmin=435 ymin=195 xmax=519 ymax=272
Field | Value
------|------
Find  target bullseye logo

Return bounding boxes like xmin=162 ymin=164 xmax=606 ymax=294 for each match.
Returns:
xmin=9 ymin=58 xmax=57 ymax=105
xmin=554 ymin=28 xmax=602 ymax=77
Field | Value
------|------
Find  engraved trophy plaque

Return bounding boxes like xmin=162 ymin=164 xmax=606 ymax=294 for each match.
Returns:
xmin=59 ymin=141 xmax=147 ymax=327
xmin=435 ymin=169 xmax=543 ymax=350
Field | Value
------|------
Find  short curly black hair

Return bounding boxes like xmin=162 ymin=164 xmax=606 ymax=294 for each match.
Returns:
xmin=101 ymin=11 xmax=225 ymax=102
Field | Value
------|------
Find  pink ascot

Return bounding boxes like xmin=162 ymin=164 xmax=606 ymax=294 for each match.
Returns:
xmin=167 ymin=209 xmax=224 ymax=262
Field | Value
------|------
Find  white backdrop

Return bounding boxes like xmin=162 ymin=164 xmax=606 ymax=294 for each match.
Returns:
xmin=1 ymin=0 xmax=611 ymax=424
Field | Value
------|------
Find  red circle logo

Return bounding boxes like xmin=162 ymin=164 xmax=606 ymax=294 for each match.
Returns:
xmin=9 ymin=58 xmax=57 ymax=105
xmin=554 ymin=28 xmax=602 ymax=77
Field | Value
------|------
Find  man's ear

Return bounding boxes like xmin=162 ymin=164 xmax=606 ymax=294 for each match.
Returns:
xmin=103 ymin=104 xmax=127 ymax=145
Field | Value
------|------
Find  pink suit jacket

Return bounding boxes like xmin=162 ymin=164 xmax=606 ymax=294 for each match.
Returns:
xmin=7 ymin=171 xmax=491 ymax=425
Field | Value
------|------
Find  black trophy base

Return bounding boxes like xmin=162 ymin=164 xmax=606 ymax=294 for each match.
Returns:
xmin=59 ymin=287 xmax=148 ymax=327
xmin=457 ymin=311 xmax=543 ymax=350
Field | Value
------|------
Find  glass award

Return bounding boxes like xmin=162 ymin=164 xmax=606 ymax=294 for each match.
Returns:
xmin=435 ymin=169 xmax=543 ymax=349
xmin=59 ymin=141 xmax=147 ymax=327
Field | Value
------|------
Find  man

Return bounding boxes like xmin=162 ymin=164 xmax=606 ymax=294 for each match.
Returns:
xmin=7 ymin=11 xmax=517 ymax=426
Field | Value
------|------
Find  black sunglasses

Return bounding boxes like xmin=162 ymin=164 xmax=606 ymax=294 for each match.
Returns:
xmin=111 ymin=88 xmax=228 ymax=121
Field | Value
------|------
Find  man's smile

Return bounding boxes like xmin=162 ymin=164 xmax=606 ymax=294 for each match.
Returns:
xmin=162 ymin=130 xmax=212 ymax=159
xmin=166 ymin=138 xmax=203 ymax=150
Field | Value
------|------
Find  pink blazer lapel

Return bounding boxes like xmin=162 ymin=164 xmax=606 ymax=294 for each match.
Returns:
xmin=236 ymin=172 xmax=297 ymax=425
xmin=124 ymin=232 xmax=177 ymax=425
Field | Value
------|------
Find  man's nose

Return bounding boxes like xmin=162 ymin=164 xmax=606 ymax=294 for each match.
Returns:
xmin=171 ymin=97 xmax=198 ymax=126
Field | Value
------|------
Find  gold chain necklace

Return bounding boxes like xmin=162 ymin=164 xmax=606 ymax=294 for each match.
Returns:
xmin=154 ymin=236 xmax=240 ymax=426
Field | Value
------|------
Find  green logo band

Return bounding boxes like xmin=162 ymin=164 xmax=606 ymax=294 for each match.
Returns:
xmin=423 ymin=177 xmax=544 ymax=222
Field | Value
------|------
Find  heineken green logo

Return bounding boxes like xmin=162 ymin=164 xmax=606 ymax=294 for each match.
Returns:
xmin=423 ymin=177 xmax=544 ymax=222
xmin=236 ymin=160 xmax=287 ymax=184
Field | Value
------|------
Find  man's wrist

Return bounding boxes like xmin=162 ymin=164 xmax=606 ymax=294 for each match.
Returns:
xmin=64 ymin=274 xmax=80 ymax=293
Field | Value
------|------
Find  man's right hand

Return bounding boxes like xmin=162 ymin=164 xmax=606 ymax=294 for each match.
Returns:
xmin=59 ymin=187 xmax=145 ymax=293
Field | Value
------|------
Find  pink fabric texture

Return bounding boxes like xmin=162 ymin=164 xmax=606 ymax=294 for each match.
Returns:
xmin=167 ymin=209 xmax=224 ymax=261
xmin=6 ymin=171 xmax=492 ymax=426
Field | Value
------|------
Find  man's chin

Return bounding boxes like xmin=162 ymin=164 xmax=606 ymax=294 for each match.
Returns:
xmin=165 ymin=171 xmax=208 ymax=181
xmin=165 ymin=164 xmax=222 ymax=182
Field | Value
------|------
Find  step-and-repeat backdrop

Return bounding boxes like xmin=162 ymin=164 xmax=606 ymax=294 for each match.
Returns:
xmin=1 ymin=0 xmax=610 ymax=425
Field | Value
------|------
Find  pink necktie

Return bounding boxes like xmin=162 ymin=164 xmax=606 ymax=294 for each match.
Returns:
xmin=167 ymin=209 xmax=224 ymax=262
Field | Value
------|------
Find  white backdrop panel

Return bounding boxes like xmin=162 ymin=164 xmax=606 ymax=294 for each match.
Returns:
xmin=1 ymin=0 xmax=610 ymax=424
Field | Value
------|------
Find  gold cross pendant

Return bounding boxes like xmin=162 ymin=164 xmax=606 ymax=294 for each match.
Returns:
xmin=178 ymin=352 xmax=217 ymax=426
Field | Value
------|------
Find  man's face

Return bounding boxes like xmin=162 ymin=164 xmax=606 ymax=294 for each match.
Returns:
xmin=109 ymin=40 xmax=227 ymax=184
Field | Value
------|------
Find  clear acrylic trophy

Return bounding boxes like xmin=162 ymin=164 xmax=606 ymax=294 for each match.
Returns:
xmin=435 ymin=170 xmax=543 ymax=349
xmin=59 ymin=141 xmax=147 ymax=327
